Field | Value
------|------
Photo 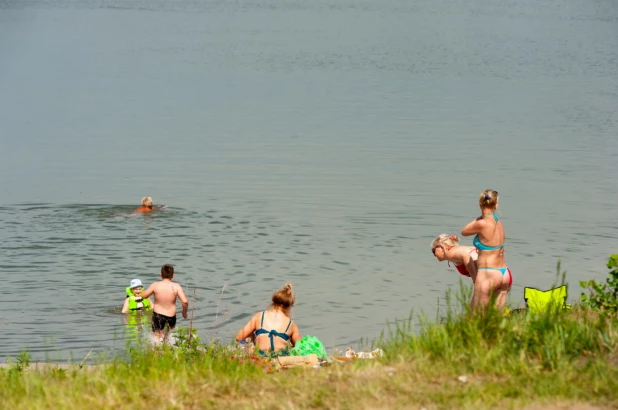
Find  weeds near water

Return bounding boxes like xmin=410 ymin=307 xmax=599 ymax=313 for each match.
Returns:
xmin=381 ymin=267 xmax=618 ymax=375
xmin=214 ymin=282 xmax=229 ymax=326
xmin=78 ymin=349 xmax=93 ymax=369
xmin=580 ymin=254 xmax=618 ymax=313
xmin=4 ymin=258 xmax=618 ymax=409
xmin=13 ymin=351 xmax=31 ymax=372
xmin=209 ymin=282 xmax=231 ymax=344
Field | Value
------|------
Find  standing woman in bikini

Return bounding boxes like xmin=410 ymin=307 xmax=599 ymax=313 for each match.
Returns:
xmin=461 ymin=189 xmax=512 ymax=310
xmin=431 ymin=234 xmax=478 ymax=278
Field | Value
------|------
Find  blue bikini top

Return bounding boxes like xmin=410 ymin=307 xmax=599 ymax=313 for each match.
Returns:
xmin=473 ymin=212 xmax=504 ymax=251
xmin=254 ymin=311 xmax=292 ymax=351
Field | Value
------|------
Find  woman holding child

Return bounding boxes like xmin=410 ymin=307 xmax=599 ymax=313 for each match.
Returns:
xmin=235 ymin=283 xmax=301 ymax=356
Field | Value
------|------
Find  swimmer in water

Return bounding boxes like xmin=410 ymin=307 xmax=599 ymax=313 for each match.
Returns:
xmin=133 ymin=197 xmax=155 ymax=213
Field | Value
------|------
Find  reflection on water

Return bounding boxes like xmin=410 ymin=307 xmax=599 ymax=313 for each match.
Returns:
xmin=124 ymin=312 xmax=152 ymax=347
xmin=0 ymin=0 xmax=617 ymax=361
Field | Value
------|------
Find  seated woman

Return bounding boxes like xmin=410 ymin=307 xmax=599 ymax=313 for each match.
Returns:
xmin=235 ymin=283 xmax=301 ymax=356
xmin=431 ymin=233 xmax=478 ymax=278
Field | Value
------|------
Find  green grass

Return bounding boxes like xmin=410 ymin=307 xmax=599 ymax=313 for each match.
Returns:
xmin=3 ymin=284 xmax=618 ymax=409
xmin=375 ymin=284 xmax=618 ymax=408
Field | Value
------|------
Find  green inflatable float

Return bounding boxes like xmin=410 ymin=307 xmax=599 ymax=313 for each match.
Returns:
xmin=290 ymin=335 xmax=328 ymax=359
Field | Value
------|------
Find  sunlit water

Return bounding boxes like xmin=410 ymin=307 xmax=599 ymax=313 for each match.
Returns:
xmin=1 ymin=0 xmax=617 ymax=362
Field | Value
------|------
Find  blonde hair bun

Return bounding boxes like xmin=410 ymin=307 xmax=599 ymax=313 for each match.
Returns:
xmin=272 ymin=283 xmax=295 ymax=309
xmin=479 ymin=190 xmax=498 ymax=208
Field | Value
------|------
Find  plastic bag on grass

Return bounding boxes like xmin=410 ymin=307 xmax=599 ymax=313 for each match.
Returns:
xmin=290 ymin=335 xmax=327 ymax=359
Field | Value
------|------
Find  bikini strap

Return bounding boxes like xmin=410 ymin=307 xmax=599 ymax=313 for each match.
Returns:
xmin=269 ymin=332 xmax=275 ymax=351
xmin=284 ymin=319 xmax=292 ymax=333
xmin=481 ymin=212 xmax=499 ymax=224
xmin=260 ymin=311 xmax=265 ymax=327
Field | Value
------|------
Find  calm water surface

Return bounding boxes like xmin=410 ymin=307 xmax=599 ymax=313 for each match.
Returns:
xmin=1 ymin=0 xmax=617 ymax=361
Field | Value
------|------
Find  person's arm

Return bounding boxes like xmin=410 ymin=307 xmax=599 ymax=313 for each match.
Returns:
xmin=141 ymin=284 xmax=155 ymax=299
xmin=462 ymin=252 xmax=477 ymax=279
xmin=471 ymin=278 xmax=491 ymax=311
xmin=289 ymin=322 xmax=301 ymax=347
xmin=121 ymin=298 xmax=129 ymax=314
xmin=177 ymin=286 xmax=189 ymax=319
xmin=461 ymin=217 xmax=483 ymax=237
xmin=235 ymin=314 xmax=257 ymax=342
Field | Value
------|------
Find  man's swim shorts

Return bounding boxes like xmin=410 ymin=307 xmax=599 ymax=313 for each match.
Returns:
xmin=152 ymin=311 xmax=177 ymax=332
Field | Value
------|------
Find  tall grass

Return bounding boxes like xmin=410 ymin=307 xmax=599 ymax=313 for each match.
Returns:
xmin=3 ymin=277 xmax=618 ymax=409
xmin=381 ymin=281 xmax=618 ymax=372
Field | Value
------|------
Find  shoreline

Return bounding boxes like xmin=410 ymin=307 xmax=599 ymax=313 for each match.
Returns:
xmin=4 ymin=269 xmax=618 ymax=409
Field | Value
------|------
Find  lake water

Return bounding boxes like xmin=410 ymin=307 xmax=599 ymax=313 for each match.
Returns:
xmin=1 ymin=0 xmax=617 ymax=362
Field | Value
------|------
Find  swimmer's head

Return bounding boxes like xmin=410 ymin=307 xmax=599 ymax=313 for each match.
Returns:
xmin=479 ymin=189 xmax=498 ymax=209
xmin=141 ymin=197 xmax=153 ymax=207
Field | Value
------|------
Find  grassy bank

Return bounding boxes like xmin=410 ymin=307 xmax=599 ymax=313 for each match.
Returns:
xmin=3 ymin=304 xmax=617 ymax=409
xmin=4 ymin=269 xmax=618 ymax=409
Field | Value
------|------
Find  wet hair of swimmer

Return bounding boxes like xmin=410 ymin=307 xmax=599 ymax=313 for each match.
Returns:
xmin=479 ymin=189 xmax=499 ymax=208
xmin=141 ymin=196 xmax=153 ymax=207
xmin=271 ymin=283 xmax=295 ymax=310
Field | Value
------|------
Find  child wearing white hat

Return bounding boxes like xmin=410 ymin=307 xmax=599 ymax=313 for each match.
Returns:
xmin=121 ymin=278 xmax=153 ymax=313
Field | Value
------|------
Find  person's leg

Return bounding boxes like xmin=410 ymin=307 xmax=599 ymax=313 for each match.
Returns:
xmin=476 ymin=268 xmax=511 ymax=311
xmin=471 ymin=278 xmax=493 ymax=311
xmin=161 ymin=315 xmax=177 ymax=344
xmin=151 ymin=312 xmax=166 ymax=342
xmin=494 ymin=269 xmax=512 ymax=310
xmin=494 ymin=290 xmax=509 ymax=309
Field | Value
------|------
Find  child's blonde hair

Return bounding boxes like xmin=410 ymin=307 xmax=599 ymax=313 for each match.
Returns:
xmin=431 ymin=233 xmax=460 ymax=250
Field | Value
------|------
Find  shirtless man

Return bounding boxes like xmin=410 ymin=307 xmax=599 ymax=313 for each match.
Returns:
xmin=141 ymin=264 xmax=189 ymax=341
